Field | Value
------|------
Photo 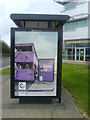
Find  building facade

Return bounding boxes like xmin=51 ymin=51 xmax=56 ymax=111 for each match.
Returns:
xmin=55 ymin=0 xmax=90 ymax=62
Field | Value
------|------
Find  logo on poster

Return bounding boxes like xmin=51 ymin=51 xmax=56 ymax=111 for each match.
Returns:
xmin=19 ymin=82 xmax=26 ymax=90
xmin=40 ymin=65 xmax=52 ymax=72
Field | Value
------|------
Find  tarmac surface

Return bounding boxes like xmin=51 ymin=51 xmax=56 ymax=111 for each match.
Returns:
xmin=1 ymin=75 xmax=82 ymax=119
xmin=0 ymin=57 xmax=10 ymax=69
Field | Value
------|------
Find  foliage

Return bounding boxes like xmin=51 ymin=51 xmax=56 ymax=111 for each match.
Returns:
xmin=0 ymin=40 xmax=10 ymax=55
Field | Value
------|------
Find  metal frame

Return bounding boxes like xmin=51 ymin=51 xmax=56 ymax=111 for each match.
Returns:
xmin=10 ymin=14 xmax=70 ymax=27
xmin=11 ymin=28 xmax=62 ymax=102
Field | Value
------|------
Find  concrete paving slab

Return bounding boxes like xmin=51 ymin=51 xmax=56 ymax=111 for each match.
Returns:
xmin=1 ymin=75 xmax=82 ymax=118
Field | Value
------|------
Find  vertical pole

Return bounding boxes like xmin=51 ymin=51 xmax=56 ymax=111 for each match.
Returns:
xmin=11 ymin=28 xmax=15 ymax=98
xmin=57 ymin=26 xmax=63 ymax=103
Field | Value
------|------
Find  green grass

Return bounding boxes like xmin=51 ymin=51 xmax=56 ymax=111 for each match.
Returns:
xmin=62 ymin=63 xmax=88 ymax=114
xmin=0 ymin=67 xmax=10 ymax=75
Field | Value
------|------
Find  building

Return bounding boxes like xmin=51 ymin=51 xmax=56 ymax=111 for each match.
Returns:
xmin=54 ymin=0 xmax=90 ymax=62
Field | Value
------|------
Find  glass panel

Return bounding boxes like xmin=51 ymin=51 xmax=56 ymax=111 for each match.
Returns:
xmin=64 ymin=22 xmax=76 ymax=31
xmin=25 ymin=21 xmax=38 ymax=28
xmin=67 ymin=48 xmax=72 ymax=56
xmin=73 ymin=55 xmax=75 ymax=60
xmin=80 ymin=49 xmax=84 ymax=61
xmin=65 ymin=44 xmax=68 ymax=48
xmin=64 ymin=19 xmax=88 ymax=32
xmin=64 ymin=2 xmax=77 ymax=11
xmin=76 ymin=43 xmax=85 ymax=47
xmin=73 ymin=48 xmax=75 ymax=55
xmin=86 ymin=43 xmax=90 ymax=47
xmin=67 ymin=44 xmax=72 ymax=47
xmin=51 ymin=22 xmax=56 ymax=29
xmin=76 ymin=49 xmax=79 ymax=60
xmin=86 ymin=48 xmax=88 ymax=55
xmin=68 ymin=56 xmax=72 ymax=60
xmin=78 ymin=0 xmax=86 ymax=4
xmin=15 ymin=31 xmax=58 ymax=97
xmin=85 ymin=55 xmax=90 ymax=61
xmin=39 ymin=22 xmax=48 ymax=28
xmin=20 ymin=21 xmax=24 ymax=27
xmin=73 ymin=44 xmax=75 ymax=48
xmin=86 ymin=48 xmax=90 ymax=55
xmin=76 ymin=19 xmax=88 ymax=28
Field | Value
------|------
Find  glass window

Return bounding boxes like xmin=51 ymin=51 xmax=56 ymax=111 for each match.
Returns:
xmin=72 ymin=48 xmax=75 ymax=55
xmin=15 ymin=31 xmax=58 ymax=97
xmin=86 ymin=43 xmax=90 ymax=47
xmin=85 ymin=56 xmax=90 ymax=61
xmin=76 ymin=43 xmax=86 ymax=47
xmin=25 ymin=21 xmax=49 ymax=28
xmin=86 ymin=48 xmax=90 ymax=56
xmin=73 ymin=44 xmax=75 ymax=48
xmin=25 ymin=21 xmax=38 ymax=28
xmin=68 ymin=56 xmax=72 ymax=60
xmin=76 ymin=19 xmax=88 ymax=28
xmin=73 ymin=55 xmax=75 ymax=60
xmin=39 ymin=22 xmax=48 ymax=28
xmin=63 ymin=44 xmax=75 ymax=61
xmin=64 ymin=2 xmax=77 ymax=11
xmin=67 ymin=48 xmax=72 ymax=56
xmin=20 ymin=21 xmax=24 ymax=27
xmin=65 ymin=44 xmax=68 ymax=48
xmin=67 ymin=44 xmax=72 ymax=47
xmin=64 ymin=19 xmax=88 ymax=32
xmin=80 ymin=49 xmax=84 ymax=61
xmin=77 ymin=0 xmax=86 ymax=5
xmin=64 ymin=22 xmax=76 ymax=31
xmin=51 ymin=22 xmax=56 ymax=29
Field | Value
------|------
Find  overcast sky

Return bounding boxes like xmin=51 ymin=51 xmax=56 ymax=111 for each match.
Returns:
xmin=0 ymin=0 xmax=64 ymax=46
xmin=15 ymin=31 xmax=58 ymax=71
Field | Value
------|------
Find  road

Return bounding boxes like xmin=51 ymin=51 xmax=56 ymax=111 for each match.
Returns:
xmin=0 ymin=57 xmax=10 ymax=69
xmin=1 ymin=75 xmax=82 ymax=119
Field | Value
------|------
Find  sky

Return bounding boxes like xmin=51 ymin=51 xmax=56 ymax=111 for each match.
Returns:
xmin=15 ymin=31 xmax=58 ymax=71
xmin=0 ymin=0 xmax=64 ymax=46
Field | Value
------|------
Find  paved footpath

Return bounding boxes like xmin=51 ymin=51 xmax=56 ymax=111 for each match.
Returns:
xmin=1 ymin=75 xmax=83 ymax=119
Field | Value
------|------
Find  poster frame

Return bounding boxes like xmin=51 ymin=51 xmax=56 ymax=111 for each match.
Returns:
xmin=10 ymin=28 xmax=62 ymax=101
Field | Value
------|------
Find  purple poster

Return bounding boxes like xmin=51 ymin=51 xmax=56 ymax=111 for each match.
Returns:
xmin=14 ymin=31 xmax=58 ymax=96
xmin=15 ymin=43 xmax=38 ymax=81
xmin=39 ymin=59 xmax=54 ymax=82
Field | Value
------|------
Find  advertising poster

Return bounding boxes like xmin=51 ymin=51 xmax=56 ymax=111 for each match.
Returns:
xmin=14 ymin=30 xmax=58 ymax=96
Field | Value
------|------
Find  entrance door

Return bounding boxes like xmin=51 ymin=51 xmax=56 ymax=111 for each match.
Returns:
xmin=75 ymin=48 xmax=85 ymax=61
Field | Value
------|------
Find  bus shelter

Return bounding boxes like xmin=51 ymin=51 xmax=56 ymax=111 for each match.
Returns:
xmin=10 ymin=14 xmax=70 ymax=103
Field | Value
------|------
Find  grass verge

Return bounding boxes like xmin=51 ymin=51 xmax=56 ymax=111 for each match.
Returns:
xmin=0 ymin=67 xmax=10 ymax=75
xmin=62 ymin=63 xmax=88 ymax=115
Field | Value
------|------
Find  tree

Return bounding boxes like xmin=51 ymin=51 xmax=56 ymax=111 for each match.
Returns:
xmin=1 ymin=40 xmax=10 ymax=55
